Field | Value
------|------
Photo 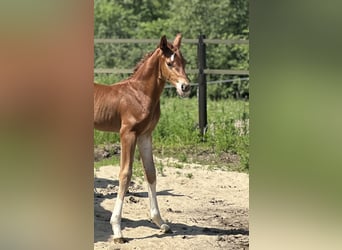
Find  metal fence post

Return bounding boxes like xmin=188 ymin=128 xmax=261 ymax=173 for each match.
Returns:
xmin=198 ymin=34 xmax=207 ymax=137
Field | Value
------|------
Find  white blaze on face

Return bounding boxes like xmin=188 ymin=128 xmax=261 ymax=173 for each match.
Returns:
xmin=171 ymin=53 xmax=175 ymax=62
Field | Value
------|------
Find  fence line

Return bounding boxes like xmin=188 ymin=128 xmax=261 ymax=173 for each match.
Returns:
xmin=164 ymin=77 xmax=250 ymax=88
xmin=94 ymin=38 xmax=248 ymax=45
xmin=94 ymin=38 xmax=160 ymax=44
xmin=94 ymin=36 xmax=249 ymax=136
xmin=93 ymin=77 xmax=249 ymax=88
xmin=94 ymin=68 xmax=249 ymax=75
xmin=94 ymin=38 xmax=249 ymax=76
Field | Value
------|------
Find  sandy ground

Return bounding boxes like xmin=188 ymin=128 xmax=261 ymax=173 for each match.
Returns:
xmin=94 ymin=161 xmax=249 ymax=250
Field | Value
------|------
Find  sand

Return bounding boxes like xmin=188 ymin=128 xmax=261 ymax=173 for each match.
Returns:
xmin=94 ymin=161 xmax=249 ymax=250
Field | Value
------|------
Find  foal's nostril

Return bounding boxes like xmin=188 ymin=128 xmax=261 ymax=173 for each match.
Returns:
xmin=181 ymin=84 xmax=190 ymax=92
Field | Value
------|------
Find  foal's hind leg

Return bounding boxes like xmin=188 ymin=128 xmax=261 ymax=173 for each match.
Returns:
xmin=137 ymin=134 xmax=171 ymax=233
xmin=111 ymin=129 xmax=137 ymax=243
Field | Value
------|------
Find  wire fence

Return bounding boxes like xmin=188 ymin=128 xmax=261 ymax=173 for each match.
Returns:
xmin=164 ymin=76 xmax=250 ymax=88
xmin=94 ymin=38 xmax=249 ymax=77
xmin=95 ymin=37 xmax=249 ymax=135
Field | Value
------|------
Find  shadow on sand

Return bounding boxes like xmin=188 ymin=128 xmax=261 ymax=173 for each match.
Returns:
xmin=94 ymin=176 xmax=248 ymax=244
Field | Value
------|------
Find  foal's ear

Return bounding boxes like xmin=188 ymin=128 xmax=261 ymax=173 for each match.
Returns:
xmin=159 ymin=35 xmax=168 ymax=53
xmin=173 ymin=33 xmax=182 ymax=49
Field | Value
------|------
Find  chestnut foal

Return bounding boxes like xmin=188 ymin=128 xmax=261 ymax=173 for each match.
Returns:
xmin=94 ymin=34 xmax=190 ymax=243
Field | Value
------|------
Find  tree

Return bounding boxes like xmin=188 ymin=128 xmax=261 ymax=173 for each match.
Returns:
xmin=94 ymin=0 xmax=249 ymax=99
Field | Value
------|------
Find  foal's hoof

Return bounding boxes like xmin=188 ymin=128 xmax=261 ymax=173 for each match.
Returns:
xmin=113 ymin=237 xmax=128 ymax=244
xmin=160 ymin=224 xmax=173 ymax=234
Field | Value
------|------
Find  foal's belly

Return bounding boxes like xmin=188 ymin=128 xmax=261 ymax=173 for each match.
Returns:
xmin=94 ymin=116 xmax=121 ymax=133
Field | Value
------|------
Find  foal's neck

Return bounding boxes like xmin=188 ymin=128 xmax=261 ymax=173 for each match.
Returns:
xmin=131 ymin=49 xmax=166 ymax=101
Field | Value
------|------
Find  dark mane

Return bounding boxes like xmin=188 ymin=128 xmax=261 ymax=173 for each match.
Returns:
xmin=130 ymin=42 xmax=175 ymax=78
xmin=130 ymin=49 xmax=156 ymax=76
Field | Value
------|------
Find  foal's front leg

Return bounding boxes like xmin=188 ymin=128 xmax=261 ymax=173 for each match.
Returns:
xmin=137 ymin=134 xmax=171 ymax=233
xmin=111 ymin=129 xmax=136 ymax=243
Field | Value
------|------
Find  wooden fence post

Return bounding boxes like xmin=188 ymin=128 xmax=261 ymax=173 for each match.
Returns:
xmin=198 ymin=34 xmax=207 ymax=137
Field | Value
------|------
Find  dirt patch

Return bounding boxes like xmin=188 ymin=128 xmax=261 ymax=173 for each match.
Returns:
xmin=94 ymin=144 xmax=121 ymax=162
xmin=95 ymin=144 xmax=243 ymax=172
xmin=94 ymin=163 xmax=249 ymax=250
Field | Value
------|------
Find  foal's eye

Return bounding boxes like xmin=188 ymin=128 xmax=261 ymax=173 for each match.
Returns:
xmin=166 ymin=61 xmax=173 ymax=67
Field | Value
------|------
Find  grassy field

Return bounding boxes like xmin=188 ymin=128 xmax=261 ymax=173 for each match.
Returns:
xmin=94 ymin=97 xmax=249 ymax=173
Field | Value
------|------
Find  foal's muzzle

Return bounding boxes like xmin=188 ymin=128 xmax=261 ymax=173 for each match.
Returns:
xmin=181 ymin=83 xmax=190 ymax=93
xmin=176 ymin=81 xmax=191 ymax=98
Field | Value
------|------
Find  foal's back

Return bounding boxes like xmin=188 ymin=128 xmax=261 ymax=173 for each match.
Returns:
xmin=93 ymin=82 xmax=160 ymax=135
xmin=94 ymin=82 xmax=123 ymax=132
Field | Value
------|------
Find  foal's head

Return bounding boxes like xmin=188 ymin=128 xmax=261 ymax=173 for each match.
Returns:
xmin=158 ymin=34 xmax=190 ymax=98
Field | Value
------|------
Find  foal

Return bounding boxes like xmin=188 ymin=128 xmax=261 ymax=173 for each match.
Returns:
xmin=94 ymin=34 xmax=190 ymax=243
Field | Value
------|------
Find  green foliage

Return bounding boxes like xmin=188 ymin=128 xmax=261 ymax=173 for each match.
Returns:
xmin=207 ymin=77 xmax=249 ymax=100
xmin=94 ymin=157 xmax=119 ymax=170
xmin=94 ymin=129 xmax=119 ymax=146
xmin=94 ymin=0 xmax=249 ymax=99
xmin=94 ymin=98 xmax=249 ymax=171
xmin=93 ymin=1 xmax=249 ymax=170
xmin=204 ymin=106 xmax=249 ymax=168
xmin=154 ymin=98 xmax=249 ymax=170
xmin=166 ymin=0 xmax=248 ymax=38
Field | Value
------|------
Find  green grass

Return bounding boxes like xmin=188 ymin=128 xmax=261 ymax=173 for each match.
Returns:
xmin=94 ymin=157 xmax=119 ymax=170
xmin=94 ymin=97 xmax=249 ymax=172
